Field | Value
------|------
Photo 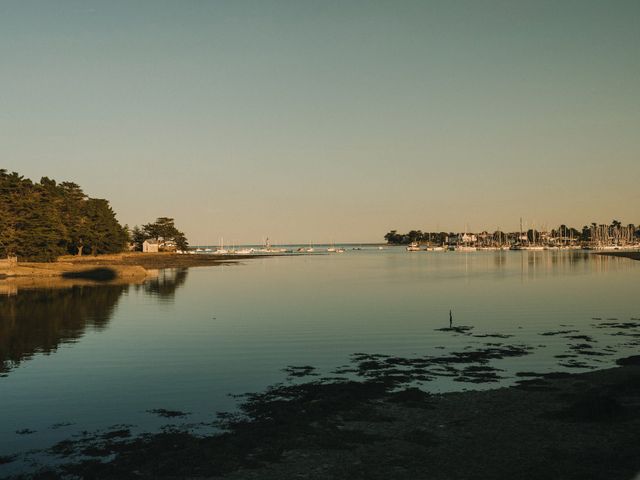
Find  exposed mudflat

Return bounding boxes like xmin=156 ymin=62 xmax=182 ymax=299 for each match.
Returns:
xmin=8 ymin=358 xmax=640 ymax=480
xmin=60 ymin=252 xmax=270 ymax=270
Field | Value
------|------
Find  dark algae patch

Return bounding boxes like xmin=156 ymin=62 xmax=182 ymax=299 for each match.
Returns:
xmin=101 ymin=429 xmax=131 ymax=440
xmin=540 ymin=329 xmax=579 ymax=336
xmin=49 ymin=422 xmax=74 ymax=430
xmin=565 ymin=334 xmax=596 ymax=342
xmin=472 ymin=333 xmax=514 ymax=338
xmin=337 ymin=343 xmax=533 ymax=385
xmin=617 ymin=355 xmax=640 ymax=366
xmin=386 ymin=387 xmax=432 ymax=408
xmin=403 ymin=428 xmax=438 ymax=447
xmin=548 ymin=392 xmax=626 ymax=422
xmin=146 ymin=408 xmax=191 ymax=418
xmin=283 ymin=365 xmax=319 ymax=378
xmin=435 ymin=325 xmax=474 ymax=334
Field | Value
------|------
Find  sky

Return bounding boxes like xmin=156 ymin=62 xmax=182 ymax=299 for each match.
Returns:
xmin=1 ymin=0 xmax=639 ymax=244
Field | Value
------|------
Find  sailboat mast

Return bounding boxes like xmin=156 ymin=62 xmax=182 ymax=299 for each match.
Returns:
xmin=520 ymin=217 xmax=523 ymax=245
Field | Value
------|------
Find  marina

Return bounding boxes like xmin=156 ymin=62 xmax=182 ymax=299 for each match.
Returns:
xmin=384 ymin=220 xmax=640 ymax=253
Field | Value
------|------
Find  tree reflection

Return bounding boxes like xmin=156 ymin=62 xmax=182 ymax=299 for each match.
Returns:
xmin=0 ymin=269 xmax=189 ymax=375
xmin=0 ymin=285 xmax=128 ymax=374
xmin=136 ymin=268 xmax=189 ymax=301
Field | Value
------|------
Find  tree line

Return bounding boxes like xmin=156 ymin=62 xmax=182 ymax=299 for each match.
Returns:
xmin=0 ymin=170 xmax=189 ymax=261
xmin=384 ymin=220 xmax=639 ymax=245
xmin=0 ymin=170 xmax=128 ymax=261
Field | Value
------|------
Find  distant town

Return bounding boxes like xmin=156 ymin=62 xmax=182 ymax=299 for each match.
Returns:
xmin=384 ymin=219 xmax=640 ymax=251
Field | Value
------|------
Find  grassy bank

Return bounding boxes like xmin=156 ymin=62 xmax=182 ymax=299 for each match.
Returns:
xmin=0 ymin=252 xmax=265 ymax=282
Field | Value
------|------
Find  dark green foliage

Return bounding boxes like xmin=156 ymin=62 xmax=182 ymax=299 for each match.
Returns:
xmin=130 ymin=217 xmax=189 ymax=251
xmin=130 ymin=225 xmax=146 ymax=251
xmin=384 ymin=230 xmax=449 ymax=245
xmin=147 ymin=409 xmax=191 ymax=418
xmin=0 ymin=170 xmax=128 ymax=260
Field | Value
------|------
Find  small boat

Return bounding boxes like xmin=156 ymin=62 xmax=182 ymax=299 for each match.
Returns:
xmin=335 ymin=248 xmax=346 ymax=253
xmin=406 ymin=242 xmax=421 ymax=251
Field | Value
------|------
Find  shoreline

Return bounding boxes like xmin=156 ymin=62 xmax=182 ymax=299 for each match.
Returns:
xmin=595 ymin=251 xmax=640 ymax=261
xmin=8 ymin=358 xmax=640 ymax=479
xmin=3 ymin=250 xmax=637 ymax=283
xmin=0 ymin=252 xmax=270 ymax=283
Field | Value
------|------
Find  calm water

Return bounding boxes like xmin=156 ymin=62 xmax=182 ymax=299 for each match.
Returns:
xmin=1 ymin=249 xmax=639 ymax=471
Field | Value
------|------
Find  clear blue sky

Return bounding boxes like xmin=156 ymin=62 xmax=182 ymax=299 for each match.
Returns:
xmin=2 ymin=1 xmax=639 ymax=244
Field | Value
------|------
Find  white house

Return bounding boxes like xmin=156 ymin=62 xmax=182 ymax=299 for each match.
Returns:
xmin=142 ymin=239 xmax=159 ymax=253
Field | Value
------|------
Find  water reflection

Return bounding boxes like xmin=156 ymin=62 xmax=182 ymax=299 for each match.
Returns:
xmin=136 ymin=268 xmax=189 ymax=301
xmin=0 ymin=285 xmax=128 ymax=374
xmin=515 ymin=250 xmax=630 ymax=280
xmin=0 ymin=269 xmax=189 ymax=375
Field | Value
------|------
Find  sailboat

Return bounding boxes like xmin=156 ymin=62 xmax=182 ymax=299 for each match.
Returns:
xmin=524 ymin=222 xmax=544 ymax=250
xmin=454 ymin=225 xmax=476 ymax=251
xmin=424 ymin=234 xmax=445 ymax=251
xmin=214 ymin=237 xmax=229 ymax=254
xmin=406 ymin=242 xmax=421 ymax=251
